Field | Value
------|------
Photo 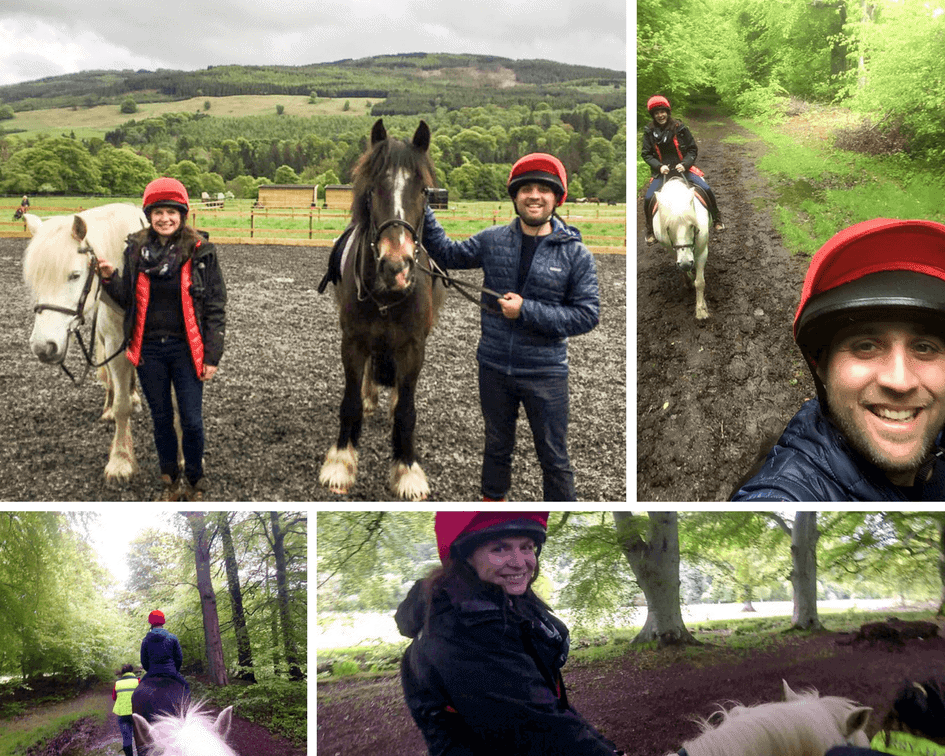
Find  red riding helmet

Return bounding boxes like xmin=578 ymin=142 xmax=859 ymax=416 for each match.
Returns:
xmin=794 ymin=218 xmax=945 ymax=403
xmin=647 ymin=95 xmax=672 ymax=114
xmin=507 ymin=153 xmax=568 ymax=206
xmin=148 ymin=610 xmax=166 ymax=626
xmin=434 ymin=511 xmax=549 ymax=564
xmin=143 ymin=177 xmax=189 ymax=219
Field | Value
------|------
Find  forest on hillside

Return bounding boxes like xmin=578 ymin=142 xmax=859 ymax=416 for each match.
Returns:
xmin=0 ymin=55 xmax=626 ymax=202
xmin=638 ymin=0 xmax=944 ymax=167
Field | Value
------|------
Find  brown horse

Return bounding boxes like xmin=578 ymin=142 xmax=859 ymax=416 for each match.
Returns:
xmin=319 ymin=119 xmax=444 ymax=501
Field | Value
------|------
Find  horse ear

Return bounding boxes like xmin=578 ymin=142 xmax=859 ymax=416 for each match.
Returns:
xmin=132 ymin=713 xmax=152 ymax=746
xmin=71 ymin=215 xmax=87 ymax=243
xmin=371 ymin=119 xmax=387 ymax=146
xmin=782 ymin=679 xmax=799 ymax=701
xmin=26 ymin=214 xmax=42 ymax=237
xmin=215 ymin=705 xmax=234 ymax=739
xmin=844 ymin=706 xmax=872 ymax=737
xmin=413 ymin=121 xmax=431 ymax=152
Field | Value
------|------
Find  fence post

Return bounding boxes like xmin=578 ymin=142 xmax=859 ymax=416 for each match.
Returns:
xmin=250 ymin=209 xmax=255 ymax=239
xmin=309 ymin=207 xmax=314 ymax=240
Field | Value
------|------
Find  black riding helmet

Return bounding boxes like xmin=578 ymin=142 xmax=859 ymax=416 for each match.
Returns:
xmin=794 ymin=218 xmax=945 ymax=409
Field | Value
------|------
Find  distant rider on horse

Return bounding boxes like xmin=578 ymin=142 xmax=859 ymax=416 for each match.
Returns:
xmin=140 ymin=610 xmax=190 ymax=694
xmin=642 ymin=95 xmax=724 ymax=244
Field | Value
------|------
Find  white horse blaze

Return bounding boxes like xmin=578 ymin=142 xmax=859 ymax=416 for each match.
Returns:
xmin=320 ymin=443 xmax=358 ymax=494
xmin=389 ymin=460 xmax=429 ymax=501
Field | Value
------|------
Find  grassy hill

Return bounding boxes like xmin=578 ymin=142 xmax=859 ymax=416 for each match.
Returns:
xmin=0 ymin=53 xmax=625 ymax=117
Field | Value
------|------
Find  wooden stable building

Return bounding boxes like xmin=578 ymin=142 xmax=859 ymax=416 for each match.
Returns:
xmin=256 ymin=184 xmax=318 ymax=208
xmin=324 ymin=184 xmax=354 ymax=210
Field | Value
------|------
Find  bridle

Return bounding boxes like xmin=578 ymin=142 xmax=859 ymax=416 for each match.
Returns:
xmin=33 ymin=243 xmax=125 ymax=384
xmin=358 ymin=191 xmax=504 ymax=315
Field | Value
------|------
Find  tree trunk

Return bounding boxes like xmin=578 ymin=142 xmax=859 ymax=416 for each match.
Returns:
xmin=184 ymin=512 xmax=229 ymax=686
xmin=271 ymin=512 xmax=304 ymax=680
xmin=217 ymin=512 xmax=256 ymax=683
xmin=614 ymin=512 xmax=697 ymax=646
xmin=790 ymin=511 xmax=822 ymax=630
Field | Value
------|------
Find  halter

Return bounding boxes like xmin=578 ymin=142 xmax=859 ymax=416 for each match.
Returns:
xmin=33 ymin=243 xmax=126 ymax=384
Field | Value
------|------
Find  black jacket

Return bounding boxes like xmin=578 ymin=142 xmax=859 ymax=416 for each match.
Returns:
xmin=102 ymin=225 xmax=227 ymax=366
xmin=641 ymin=120 xmax=699 ymax=177
xmin=394 ymin=576 xmax=618 ymax=756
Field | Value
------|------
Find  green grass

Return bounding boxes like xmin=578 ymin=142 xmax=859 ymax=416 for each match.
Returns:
xmin=0 ymin=696 xmax=106 ymax=756
xmin=316 ymin=605 xmax=939 ymax=683
xmin=3 ymin=95 xmax=380 ymax=140
xmin=735 ymin=115 xmax=945 ymax=256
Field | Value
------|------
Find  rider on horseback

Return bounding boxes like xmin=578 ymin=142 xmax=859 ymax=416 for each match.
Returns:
xmin=642 ymin=95 xmax=724 ymax=244
xmin=140 ymin=610 xmax=191 ymax=695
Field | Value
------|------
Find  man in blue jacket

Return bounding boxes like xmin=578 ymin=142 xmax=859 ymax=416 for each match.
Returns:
xmin=734 ymin=218 xmax=945 ymax=501
xmin=422 ymin=154 xmax=600 ymax=501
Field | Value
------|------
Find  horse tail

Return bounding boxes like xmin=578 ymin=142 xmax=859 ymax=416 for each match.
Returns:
xmin=372 ymin=347 xmax=397 ymax=387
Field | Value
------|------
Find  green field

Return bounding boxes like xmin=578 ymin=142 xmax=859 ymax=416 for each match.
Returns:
xmin=4 ymin=95 xmax=381 ymax=140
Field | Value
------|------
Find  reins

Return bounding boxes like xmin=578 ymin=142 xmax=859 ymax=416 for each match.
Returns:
xmin=33 ymin=244 xmax=126 ymax=385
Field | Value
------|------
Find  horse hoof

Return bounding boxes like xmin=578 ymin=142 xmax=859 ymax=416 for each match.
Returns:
xmin=696 ymin=309 xmax=710 ymax=320
xmin=320 ymin=444 xmax=358 ymax=495
xmin=104 ymin=461 xmax=136 ymax=483
xmin=390 ymin=461 xmax=430 ymax=502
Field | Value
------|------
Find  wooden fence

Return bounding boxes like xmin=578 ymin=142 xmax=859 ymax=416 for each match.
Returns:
xmin=0 ymin=203 xmax=627 ymax=255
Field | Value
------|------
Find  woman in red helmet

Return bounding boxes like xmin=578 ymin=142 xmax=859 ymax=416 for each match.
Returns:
xmin=140 ymin=610 xmax=190 ymax=695
xmin=733 ymin=218 xmax=945 ymax=501
xmin=99 ymin=178 xmax=227 ymax=501
xmin=421 ymin=154 xmax=600 ymax=501
xmin=395 ymin=512 xmax=623 ymax=756
xmin=642 ymin=95 xmax=724 ymax=243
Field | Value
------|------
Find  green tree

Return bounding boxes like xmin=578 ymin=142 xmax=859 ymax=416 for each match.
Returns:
xmin=120 ymin=97 xmax=138 ymax=114
xmin=0 ymin=104 xmax=14 ymax=120
xmin=274 ymin=164 xmax=301 ymax=184
xmin=97 ymin=145 xmax=157 ymax=195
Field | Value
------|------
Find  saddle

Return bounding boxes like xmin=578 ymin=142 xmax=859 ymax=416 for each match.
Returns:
xmin=645 ymin=183 xmax=709 ymax=219
xmin=317 ymin=224 xmax=357 ymax=294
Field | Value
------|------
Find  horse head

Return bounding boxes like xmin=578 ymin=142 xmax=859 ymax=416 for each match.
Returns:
xmin=655 ymin=177 xmax=701 ymax=273
xmin=353 ymin=118 xmax=434 ymax=294
xmin=133 ymin=702 xmax=235 ymax=756
xmin=22 ymin=214 xmax=101 ymax=364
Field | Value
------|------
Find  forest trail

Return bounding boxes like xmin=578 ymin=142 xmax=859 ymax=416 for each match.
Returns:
xmin=17 ymin=683 xmax=305 ymax=756
xmin=636 ymin=110 xmax=811 ymax=501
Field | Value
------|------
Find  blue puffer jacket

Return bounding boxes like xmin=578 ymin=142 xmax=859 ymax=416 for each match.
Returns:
xmin=733 ymin=399 xmax=945 ymax=501
xmin=140 ymin=626 xmax=184 ymax=676
xmin=422 ymin=207 xmax=599 ymax=376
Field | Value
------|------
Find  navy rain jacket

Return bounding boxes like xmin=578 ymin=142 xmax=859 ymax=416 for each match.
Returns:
xmin=422 ymin=207 xmax=599 ymax=377
xmin=140 ymin=626 xmax=184 ymax=677
xmin=395 ymin=576 xmax=618 ymax=756
xmin=733 ymin=398 xmax=945 ymax=501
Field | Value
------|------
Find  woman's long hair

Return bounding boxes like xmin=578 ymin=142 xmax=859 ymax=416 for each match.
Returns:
xmin=879 ymin=679 xmax=945 ymax=747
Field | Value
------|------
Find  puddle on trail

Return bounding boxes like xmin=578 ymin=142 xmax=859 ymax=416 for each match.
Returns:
xmin=775 ymin=178 xmax=825 ymax=206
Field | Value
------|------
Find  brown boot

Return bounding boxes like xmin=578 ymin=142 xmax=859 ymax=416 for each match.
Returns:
xmin=157 ymin=474 xmax=180 ymax=502
xmin=182 ymin=477 xmax=206 ymax=502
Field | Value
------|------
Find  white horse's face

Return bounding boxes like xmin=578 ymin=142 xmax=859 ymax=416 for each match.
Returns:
xmin=28 ymin=249 xmax=97 ymax=364
xmin=671 ymin=223 xmax=697 ymax=273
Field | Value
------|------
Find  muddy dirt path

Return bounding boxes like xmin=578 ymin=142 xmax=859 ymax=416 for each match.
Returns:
xmin=637 ymin=112 xmax=812 ymax=501
xmin=317 ymin=625 xmax=945 ymax=756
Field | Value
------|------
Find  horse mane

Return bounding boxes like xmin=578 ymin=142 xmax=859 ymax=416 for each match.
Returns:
xmin=350 ymin=133 xmax=436 ymax=228
xmin=682 ymin=687 xmax=868 ymax=756
xmin=145 ymin=701 xmax=237 ymax=756
xmin=22 ymin=203 xmax=146 ymax=299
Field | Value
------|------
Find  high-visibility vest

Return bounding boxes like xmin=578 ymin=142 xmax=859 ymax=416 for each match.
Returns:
xmin=113 ymin=673 xmax=139 ymax=716
xmin=871 ymin=730 xmax=945 ymax=756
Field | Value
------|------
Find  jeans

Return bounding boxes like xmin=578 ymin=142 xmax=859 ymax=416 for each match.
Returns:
xmin=136 ymin=337 xmax=204 ymax=484
xmin=644 ymin=170 xmax=712 ymax=201
xmin=479 ymin=363 xmax=575 ymax=501
xmin=118 ymin=715 xmax=134 ymax=748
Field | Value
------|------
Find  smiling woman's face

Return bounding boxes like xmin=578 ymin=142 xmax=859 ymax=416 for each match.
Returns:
xmin=467 ymin=536 xmax=537 ymax=596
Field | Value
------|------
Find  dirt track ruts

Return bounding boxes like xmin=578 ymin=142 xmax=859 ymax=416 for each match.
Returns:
xmin=637 ymin=112 xmax=811 ymax=502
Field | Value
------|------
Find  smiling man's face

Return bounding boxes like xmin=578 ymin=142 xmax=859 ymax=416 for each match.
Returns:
xmin=821 ymin=320 xmax=945 ymax=485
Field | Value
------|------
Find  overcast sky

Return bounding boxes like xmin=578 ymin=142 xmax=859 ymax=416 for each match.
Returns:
xmin=87 ymin=509 xmax=176 ymax=588
xmin=0 ymin=1 xmax=626 ymax=88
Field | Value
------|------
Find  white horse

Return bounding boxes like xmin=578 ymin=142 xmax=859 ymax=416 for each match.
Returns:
xmin=653 ymin=176 xmax=710 ymax=320
xmin=17 ymin=211 xmax=43 ymax=237
xmin=22 ymin=203 xmax=147 ymax=482
xmin=666 ymin=680 xmax=872 ymax=756
xmin=133 ymin=703 xmax=236 ymax=756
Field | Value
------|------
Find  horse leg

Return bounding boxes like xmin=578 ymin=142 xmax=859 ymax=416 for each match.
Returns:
xmin=132 ymin=714 xmax=153 ymax=756
xmin=103 ymin=357 xmax=138 ymax=482
xmin=361 ymin=355 xmax=379 ymax=417
xmin=388 ymin=345 xmax=430 ymax=501
xmin=694 ymin=243 xmax=709 ymax=320
xmin=320 ymin=339 xmax=367 ymax=495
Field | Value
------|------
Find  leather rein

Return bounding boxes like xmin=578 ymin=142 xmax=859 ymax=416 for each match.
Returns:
xmin=33 ymin=244 xmax=126 ymax=385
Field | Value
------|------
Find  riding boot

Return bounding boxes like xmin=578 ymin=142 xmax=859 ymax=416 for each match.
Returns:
xmin=643 ymin=198 xmax=656 ymax=243
xmin=704 ymin=188 xmax=725 ymax=231
xmin=156 ymin=474 xmax=180 ymax=502
xmin=123 ymin=746 xmax=133 ymax=756
xmin=182 ymin=476 xmax=206 ymax=502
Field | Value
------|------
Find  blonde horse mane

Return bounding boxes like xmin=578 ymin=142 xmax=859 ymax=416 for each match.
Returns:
xmin=677 ymin=681 xmax=872 ymax=756
xmin=22 ymin=203 xmax=146 ymax=300
xmin=138 ymin=702 xmax=236 ymax=756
